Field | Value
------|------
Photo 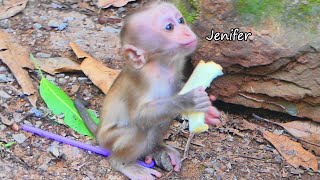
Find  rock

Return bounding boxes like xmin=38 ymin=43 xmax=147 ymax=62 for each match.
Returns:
xmin=51 ymin=2 xmax=63 ymax=9
xmin=48 ymin=142 xmax=60 ymax=158
xmin=0 ymin=125 xmax=6 ymax=130
xmin=0 ymin=90 xmax=11 ymax=99
xmin=0 ymin=74 xmax=14 ymax=83
xmin=45 ymin=75 xmax=55 ymax=82
xmin=48 ymin=20 xmax=60 ymax=28
xmin=63 ymin=17 xmax=74 ymax=23
xmin=35 ymin=121 xmax=42 ymax=128
xmin=29 ymin=107 xmax=42 ymax=117
xmin=36 ymin=52 xmax=51 ymax=58
xmin=33 ymin=23 xmax=42 ymax=29
xmin=13 ymin=113 xmax=23 ymax=123
xmin=24 ymin=103 xmax=30 ymax=107
xmin=204 ymin=168 xmax=214 ymax=175
xmin=39 ymin=16 xmax=47 ymax=20
xmin=0 ymin=19 xmax=10 ymax=29
xmin=153 ymin=151 xmax=173 ymax=171
xmin=78 ymin=77 xmax=89 ymax=84
xmin=0 ymin=66 xmax=7 ymax=72
xmin=193 ymin=0 xmax=320 ymax=121
xmin=12 ymin=133 xmax=27 ymax=144
xmin=23 ymin=120 xmax=32 ymax=126
xmin=0 ymin=115 xmax=14 ymax=126
xmin=58 ymin=23 xmax=68 ymax=31
xmin=102 ymin=26 xmax=120 ymax=34
xmin=58 ymin=78 xmax=67 ymax=84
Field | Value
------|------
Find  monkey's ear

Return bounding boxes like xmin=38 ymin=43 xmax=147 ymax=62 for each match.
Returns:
xmin=123 ymin=44 xmax=146 ymax=69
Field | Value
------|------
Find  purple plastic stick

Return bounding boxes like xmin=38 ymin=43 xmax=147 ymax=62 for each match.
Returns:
xmin=22 ymin=124 xmax=155 ymax=168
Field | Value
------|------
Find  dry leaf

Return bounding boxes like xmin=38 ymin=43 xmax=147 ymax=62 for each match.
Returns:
xmin=263 ymin=130 xmax=318 ymax=172
xmin=69 ymin=41 xmax=120 ymax=94
xmin=0 ymin=0 xmax=28 ymax=20
xmin=97 ymin=0 xmax=136 ymax=8
xmin=0 ymin=29 xmax=37 ymax=106
xmin=237 ymin=118 xmax=258 ymax=131
xmin=279 ymin=121 xmax=320 ymax=156
xmin=38 ymin=57 xmax=81 ymax=75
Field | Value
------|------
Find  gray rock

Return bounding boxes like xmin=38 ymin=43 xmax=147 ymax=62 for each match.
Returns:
xmin=56 ymin=73 xmax=65 ymax=78
xmin=13 ymin=133 xmax=27 ymax=144
xmin=58 ymin=78 xmax=67 ymax=84
xmin=48 ymin=20 xmax=60 ymax=28
xmin=78 ymin=77 xmax=89 ymax=84
xmin=29 ymin=107 xmax=42 ymax=117
xmin=39 ymin=16 xmax=48 ymax=21
xmin=58 ymin=23 xmax=68 ymax=31
xmin=0 ymin=19 xmax=10 ymax=29
xmin=0 ymin=125 xmax=6 ymax=131
xmin=46 ymin=75 xmax=55 ymax=82
xmin=13 ymin=113 xmax=23 ymax=123
xmin=0 ymin=66 xmax=7 ymax=72
xmin=0 ymin=90 xmax=11 ymax=99
xmin=204 ymin=168 xmax=214 ymax=175
xmin=35 ymin=121 xmax=42 ymax=128
xmin=23 ymin=120 xmax=32 ymax=126
xmin=103 ymin=26 xmax=120 ymax=34
xmin=48 ymin=142 xmax=60 ymax=158
xmin=51 ymin=2 xmax=63 ymax=9
xmin=36 ymin=52 xmax=51 ymax=58
xmin=63 ymin=17 xmax=74 ymax=23
xmin=33 ymin=23 xmax=42 ymax=29
xmin=153 ymin=151 xmax=173 ymax=171
xmin=0 ymin=74 xmax=14 ymax=83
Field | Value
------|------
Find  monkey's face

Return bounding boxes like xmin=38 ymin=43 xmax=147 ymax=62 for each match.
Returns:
xmin=150 ymin=4 xmax=198 ymax=55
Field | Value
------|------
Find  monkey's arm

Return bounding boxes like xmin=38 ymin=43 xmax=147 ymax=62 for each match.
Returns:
xmin=134 ymin=88 xmax=209 ymax=129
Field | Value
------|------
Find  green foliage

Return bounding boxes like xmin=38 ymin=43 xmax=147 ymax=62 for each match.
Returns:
xmin=174 ymin=0 xmax=200 ymax=24
xmin=30 ymin=54 xmax=99 ymax=137
xmin=0 ymin=142 xmax=15 ymax=149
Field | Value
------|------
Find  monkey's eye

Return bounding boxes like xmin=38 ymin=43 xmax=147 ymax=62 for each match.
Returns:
xmin=178 ymin=17 xmax=185 ymax=24
xmin=165 ymin=24 xmax=174 ymax=31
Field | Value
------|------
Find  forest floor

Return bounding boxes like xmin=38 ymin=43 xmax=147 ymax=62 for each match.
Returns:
xmin=0 ymin=0 xmax=319 ymax=179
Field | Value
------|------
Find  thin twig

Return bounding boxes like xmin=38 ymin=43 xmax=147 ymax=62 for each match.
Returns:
xmin=181 ymin=132 xmax=195 ymax=162
xmin=239 ymin=93 xmax=286 ymax=110
xmin=164 ymin=169 xmax=174 ymax=179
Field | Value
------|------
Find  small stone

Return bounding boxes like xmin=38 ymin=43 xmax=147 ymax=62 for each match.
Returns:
xmin=48 ymin=20 xmax=60 ymax=28
xmin=46 ymin=75 xmax=55 ymax=82
xmin=204 ymin=168 xmax=214 ymax=175
xmin=39 ymin=16 xmax=48 ymax=20
xmin=227 ymin=162 xmax=232 ymax=170
xmin=226 ymin=135 xmax=234 ymax=142
xmin=11 ymin=123 xmax=19 ymax=131
xmin=13 ymin=113 xmax=23 ymax=123
xmin=0 ymin=66 xmax=7 ymax=72
xmin=12 ymin=133 xmax=27 ymax=144
xmin=63 ymin=17 xmax=74 ymax=23
xmin=0 ymin=19 xmax=10 ymax=29
xmin=33 ymin=23 xmax=42 ymax=29
xmin=58 ymin=23 xmax=68 ymax=31
xmin=58 ymin=78 xmax=67 ymax=84
xmin=102 ymin=26 xmax=121 ymax=34
xmin=24 ymin=103 xmax=30 ymax=107
xmin=0 ymin=90 xmax=11 ymax=99
xmin=64 ymin=76 xmax=70 ymax=79
xmin=117 ymin=7 xmax=126 ymax=15
xmin=153 ymin=151 xmax=173 ymax=171
xmin=23 ymin=120 xmax=32 ymax=126
xmin=0 ymin=115 xmax=14 ymax=126
xmin=56 ymin=74 xmax=65 ymax=78
xmin=7 ymin=90 xmax=13 ymax=95
xmin=35 ymin=121 xmax=42 ymax=128
xmin=36 ymin=52 xmax=51 ymax=58
xmin=273 ymin=129 xmax=284 ymax=135
xmin=29 ymin=107 xmax=42 ymax=117
xmin=48 ymin=142 xmax=60 ymax=158
xmin=290 ymin=167 xmax=304 ymax=175
xmin=0 ymin=125 xmax=6 ymax=131
xmin=78 ymin=77 xmax=89 ymax=84
xmin=0 ymin=74 xmax=14 ymax=83
xmin=51 ymin=2 xmax=63 ymax=9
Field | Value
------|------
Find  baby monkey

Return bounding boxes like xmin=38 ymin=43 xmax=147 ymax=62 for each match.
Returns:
xmin=75 ymin=1 xmax=221 ymax=179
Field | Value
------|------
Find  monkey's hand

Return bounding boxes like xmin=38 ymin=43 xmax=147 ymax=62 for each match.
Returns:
xmin=204 ymin=95 xmax=221 ymax=126
xmin=183 ymin=86 xmax=211 ymax=113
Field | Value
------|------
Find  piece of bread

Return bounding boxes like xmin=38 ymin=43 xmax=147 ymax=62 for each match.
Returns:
xmin=179 ymin=60 xmax=223 ymax=133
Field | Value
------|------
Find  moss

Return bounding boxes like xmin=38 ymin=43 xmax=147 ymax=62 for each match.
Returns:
xmin=174 ymin=0 xmax=200 ymax=24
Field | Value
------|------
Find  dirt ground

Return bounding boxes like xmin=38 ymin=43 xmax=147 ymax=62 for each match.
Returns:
xmin=0 ymin=0 xmax=319 ymax=179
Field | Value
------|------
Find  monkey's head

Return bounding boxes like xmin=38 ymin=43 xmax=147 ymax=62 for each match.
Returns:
xmin=120 ymin=2 xmax=198 ymax=69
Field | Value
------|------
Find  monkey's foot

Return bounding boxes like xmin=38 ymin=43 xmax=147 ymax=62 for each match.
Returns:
xmin=122 ymin=164 xmax=162 ymax=180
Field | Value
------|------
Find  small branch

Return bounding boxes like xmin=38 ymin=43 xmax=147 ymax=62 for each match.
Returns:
xmin=239 ymin=93 xmax=286 ymax=110
xmin=181 ymin=132 xmax=195 ymax=162
xmin=252 ymin=114 xmax=280 ymax=126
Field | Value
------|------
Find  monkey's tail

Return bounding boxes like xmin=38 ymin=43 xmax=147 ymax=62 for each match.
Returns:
xmin=74 ymin=98 xmax=98 ymax=134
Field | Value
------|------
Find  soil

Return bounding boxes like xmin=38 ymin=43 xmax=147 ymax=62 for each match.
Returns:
xmin=0 ymin=0 xmax=319 ymax=179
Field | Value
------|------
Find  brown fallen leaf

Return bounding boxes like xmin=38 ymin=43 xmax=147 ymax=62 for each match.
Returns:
xmin=69 ymin=41 xmax=120 ymax=94
xmin=253 ymin=114 xmax=320 ymax=155
xmin=263 ymin=130 xmax=318 ymax=172
xmin=97 ymin=0 xmax=136 ymax=8
xmin=0 ymin=29 xmax=37 ymax=106
xmin=38 ymin=57 xmax=81 ymax=75
xmin=237 ymin=118 xmax=258 ymax=131
xmin=0 ymin=0 xmax=28 ymax=20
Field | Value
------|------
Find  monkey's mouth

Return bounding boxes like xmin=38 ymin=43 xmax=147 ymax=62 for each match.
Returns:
xmin=182 ymin=40 xmax=197 ymax=49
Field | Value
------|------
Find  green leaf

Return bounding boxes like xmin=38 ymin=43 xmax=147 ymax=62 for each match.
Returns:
xmin=39 ymin=78 xmax=99 ymax=137
xmin=4 ymin=142 xmax=15 ymax=148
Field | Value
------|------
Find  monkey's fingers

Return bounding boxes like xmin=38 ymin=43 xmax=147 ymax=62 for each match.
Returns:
xmin=209 ymin=95 xmax=217 ymax=101
xmin=205 ymin=106 xmax=221 ymax=126
xmin=168 ymin=152 xmax=181 ymax=172
xmin=147 ymin=168 xmax=162 ymax=178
